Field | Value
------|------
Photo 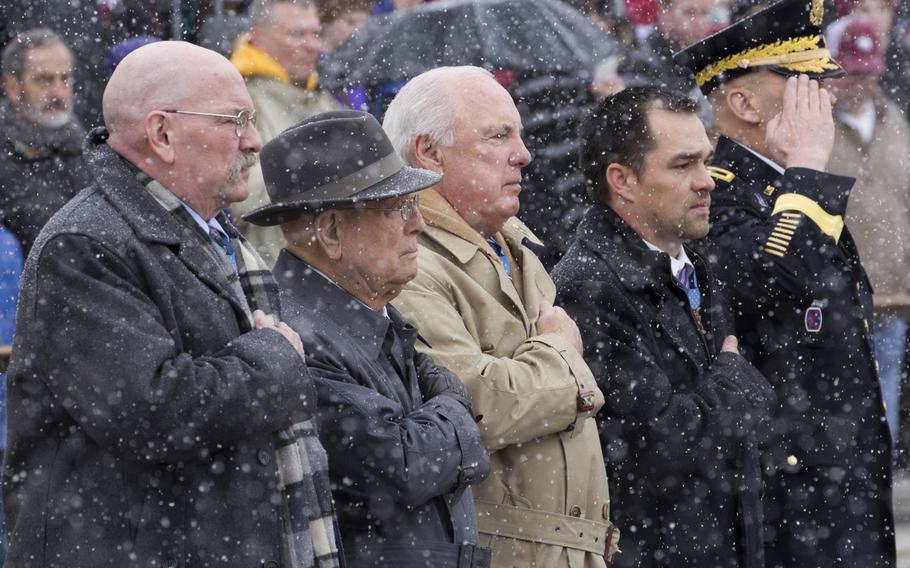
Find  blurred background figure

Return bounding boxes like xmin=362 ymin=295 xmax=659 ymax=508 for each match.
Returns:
xmin=618 ymin=0 xmax=718 ymax=124
xmin=826 ymin=15 xmax=910 ymax=464
xmin=0 ymin=28 xmax=90 ymax=258
xmin=230 ymin=0 xmax=339 ymax=265
xmin=590 ymin=55 xmax=627 ymax=100
xmin=320 ymin=0 xmax=373 ymax=53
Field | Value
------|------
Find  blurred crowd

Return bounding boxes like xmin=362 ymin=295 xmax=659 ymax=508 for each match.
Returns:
xmin=0 ymin=0 xmax=909 ymax=566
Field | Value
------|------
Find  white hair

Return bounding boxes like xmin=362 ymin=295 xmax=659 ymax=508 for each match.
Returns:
xmin=382 ymin=66 xmax=494 ymax=166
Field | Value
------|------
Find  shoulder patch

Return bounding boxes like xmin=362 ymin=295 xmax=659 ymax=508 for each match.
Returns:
xmin=707 ymin=166 xmax=736 ymax=182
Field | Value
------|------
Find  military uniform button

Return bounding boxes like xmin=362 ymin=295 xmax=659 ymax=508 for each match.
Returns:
xmin=265 ymin=562 xmax=279 ymax=568
xmin=164 ymin=559 xmax=178 ymax=568
xmin=257 ymin=449 xmax=272 ymax=466
xmin=569 ymin=506 xmax=582 ymax=517
xmin=786 ymin=455 xmax=798 ymax=467
xmin=602 ymin=504 xmax=610 ymax=519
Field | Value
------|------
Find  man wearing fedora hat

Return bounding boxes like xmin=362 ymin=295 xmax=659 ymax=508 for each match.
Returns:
xmin=244 ymin=109 xmax=493 ymax=567
xmin=675 ymin=0 xmax=896 ymax=565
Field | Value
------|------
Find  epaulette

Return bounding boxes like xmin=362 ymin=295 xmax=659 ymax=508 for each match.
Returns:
xmin=707 ymin=166 xmax=736 ymax=182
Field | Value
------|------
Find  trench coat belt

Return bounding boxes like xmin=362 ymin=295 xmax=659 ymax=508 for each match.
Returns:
xmin=476 ymin=500 xmax=618 ymax=557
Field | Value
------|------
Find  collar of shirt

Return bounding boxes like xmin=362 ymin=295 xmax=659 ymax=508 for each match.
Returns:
xmin=642 ymin=238 xmax=694 ymax=281
xmin=179 ymin=201 xmax=229 ymax=237
xmin=740 ymin=144 xmax=784 ymax=175
xmin=738 ymin=142 xmax=785 ymax=175
xmin=837 ymin=99 xmax=877 ymax=145
xmin=307 ymin=263 xmax=390 ymax=319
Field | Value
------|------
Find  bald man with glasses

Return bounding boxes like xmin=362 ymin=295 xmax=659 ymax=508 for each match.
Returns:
xmin=3 ymin=41 xmax=342 ymax=568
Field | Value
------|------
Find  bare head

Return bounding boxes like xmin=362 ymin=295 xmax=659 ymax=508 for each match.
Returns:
xmin=103 ymin=41 xmax=263 ymax=219
xmin=384 ymin=66 xmax=532 ymax=237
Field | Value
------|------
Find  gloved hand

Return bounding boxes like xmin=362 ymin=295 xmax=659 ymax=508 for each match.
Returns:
xmin=416 ymin=353 xmax=474 ymax=415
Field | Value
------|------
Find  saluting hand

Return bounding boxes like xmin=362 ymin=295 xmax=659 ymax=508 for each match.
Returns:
xmin=765 ymin=74 xmax=835 ymax=172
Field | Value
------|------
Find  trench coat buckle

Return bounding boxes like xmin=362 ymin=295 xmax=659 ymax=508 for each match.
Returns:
xmin=577 ymin=389 xmax=596 ymax=412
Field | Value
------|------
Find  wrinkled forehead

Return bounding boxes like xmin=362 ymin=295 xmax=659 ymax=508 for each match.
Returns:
xmin=452 ymin=79 xmax=523 ymax=133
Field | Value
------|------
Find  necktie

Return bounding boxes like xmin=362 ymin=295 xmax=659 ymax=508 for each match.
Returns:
xmin=675 ymin=264 xmax=701 ymax=310
xmin=486 ymin=237 xmax=512 ymax=277
xmin=209 ymin=225 xmax=237 ymax=271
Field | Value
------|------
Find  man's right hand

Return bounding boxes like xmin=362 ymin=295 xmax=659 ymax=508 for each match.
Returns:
xmin=765 ymin=74 xmax=835 ymax=172
xmin=721 ymin=335 xmax=739 ymax=354
xmin=538 ymin=302 xmax=584 ymax=354
xmin=252 ymin=309 xmax=306 ymax=361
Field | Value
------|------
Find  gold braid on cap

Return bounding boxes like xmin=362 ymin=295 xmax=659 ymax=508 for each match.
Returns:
xmin=694 ymin=35 xmax=841 ymax=86
xmin=810 ymin=0 xmax=824 ymax=26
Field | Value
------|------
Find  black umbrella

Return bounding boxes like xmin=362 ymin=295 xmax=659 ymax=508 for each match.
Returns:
xmin=319 ymin=0 xmax=618 ymax=90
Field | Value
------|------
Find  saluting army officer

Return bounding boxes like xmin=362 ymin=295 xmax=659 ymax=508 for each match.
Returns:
xmin=674 ymin=0 xmax=896 ymax=566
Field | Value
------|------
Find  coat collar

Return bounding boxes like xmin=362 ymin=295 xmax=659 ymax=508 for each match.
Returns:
xmin=713 ymin=136 xmax=781 ymax=189
xmin=417 ymin=188 xmax=546 ymax=327
xmin=84 ymin=128 xmax=187 ymax=246
xmin=573 ymin=204 xmax=714 ymax=364
xmin=84 ymin=128 xmax=254 ymax=319
xmin=274 ymin=250 xmax=419 ymax=359
xmin=576 ymin=204 xmax=674 ymax=297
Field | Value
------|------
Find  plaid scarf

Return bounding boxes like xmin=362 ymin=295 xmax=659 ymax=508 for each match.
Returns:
xmin=141 ymin=174 xmax=342 ymax=568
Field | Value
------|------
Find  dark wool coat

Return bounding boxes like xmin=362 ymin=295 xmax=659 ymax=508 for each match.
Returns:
xmin=705 ymin=136 xmax=896 ymax=567
xmin=3 ymin=133 xmax=315 ymax=568
xmin=552 ymin=205 xmax=775 ymax=568
xmin=275 ymin=252 xmax=492 ymax=567
xmin=0 ymin=99 xmax=92 ymax=256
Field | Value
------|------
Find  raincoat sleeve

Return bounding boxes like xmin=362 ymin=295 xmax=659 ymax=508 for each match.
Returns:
xmin=560 ymin=278 xmax=775 ymax=472
xmin=307 ymin=357 xmax=491 ymax=509
xmin=709 ymin=168 xmax=855 ymax=305
xmin=23 ymin=233 xmax=313 ymax=464
xmin=394 ymin=269 xmax=604 ymax=453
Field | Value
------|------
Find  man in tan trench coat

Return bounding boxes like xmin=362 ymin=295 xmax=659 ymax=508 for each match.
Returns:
xmin=383 ymin=65 xmax=619 ymax=568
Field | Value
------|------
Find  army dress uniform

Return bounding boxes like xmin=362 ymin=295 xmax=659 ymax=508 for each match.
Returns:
xmin=674 ymin=0 xmax=896 ymax=566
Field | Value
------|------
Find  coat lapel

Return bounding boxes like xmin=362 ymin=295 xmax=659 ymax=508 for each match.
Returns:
xmin=419 ymin=190 xmax=532 ymax=330
xmin=88 ymin=141 xmax=252 ymax=322
xmin=581 ymin=206 xmax=706 ymax=370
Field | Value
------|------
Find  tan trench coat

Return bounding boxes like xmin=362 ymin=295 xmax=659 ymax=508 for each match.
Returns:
xmin=392 ymin=190 xmax=618 ymax=568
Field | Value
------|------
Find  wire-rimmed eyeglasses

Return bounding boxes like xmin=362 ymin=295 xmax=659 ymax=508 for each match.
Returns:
xmin=162 ymin=109 xmax=257 ymax=137
xmin=337 ymin=195 xmax=421 ymax=222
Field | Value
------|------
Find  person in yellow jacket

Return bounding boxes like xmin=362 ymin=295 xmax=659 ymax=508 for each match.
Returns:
xmin=230 ymin=0 xmax=338 ymax=265
xmin=384 ymin=65 xmax=619 ymax=568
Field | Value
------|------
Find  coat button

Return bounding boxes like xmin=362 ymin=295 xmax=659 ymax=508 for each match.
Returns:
xmin=602 ymin=504 xmax=610 ymax=520
xmin=264 ymin=562 xmax=279 ymax=568
xmin=864 ymin=320 xmax=870 ymax=332
xmin=786 ymin=455 xmax=798 ymax=467
xmin=257 ymin=449 xmax=271 ymax=466
xmin=164 ymin=559 xmax=177 ymax=568
xmin=569 ymin=506 xmax=582 ymax=517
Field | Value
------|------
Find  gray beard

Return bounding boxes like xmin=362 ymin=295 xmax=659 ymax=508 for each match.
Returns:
xmin=24 ymin=107 xmax=73 ymax=129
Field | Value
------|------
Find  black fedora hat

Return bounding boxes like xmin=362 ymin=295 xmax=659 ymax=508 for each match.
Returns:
xmin=673 ymin=0 xmax=844 ymax=94
xmin=243 ymin=110 xmax=442 ymax=226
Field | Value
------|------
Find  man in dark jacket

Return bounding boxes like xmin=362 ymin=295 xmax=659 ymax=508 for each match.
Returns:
xmin=0 ymin=28 xmax=91 ymax=256
xmin=243 ymin=110 xmax=492 ymax=567
xmin=3 ymin=41 xmax=341 ymax=568
xmin=674 ymin=0 xmax=896 ymax=565
xmin=553 ymin=86 xmax=775 ymax=568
